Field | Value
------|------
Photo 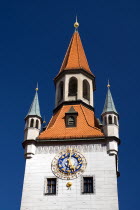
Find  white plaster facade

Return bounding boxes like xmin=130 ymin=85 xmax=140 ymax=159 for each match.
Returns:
xmin=24 ymin=117 xmax=41 ymax=141
xmin=102 ymin=114 xmax=119 ymax=138
xmin=55 ymin=73 xmax=94 ymax=108
xmin=20 ymin=142 xmax=119 ymax=210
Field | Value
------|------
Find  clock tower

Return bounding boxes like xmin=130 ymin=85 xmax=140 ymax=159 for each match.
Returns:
xmin=20 ymin=20 xmax=120 ymax=210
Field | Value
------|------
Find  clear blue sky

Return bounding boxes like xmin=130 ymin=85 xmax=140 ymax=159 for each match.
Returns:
xmin=0 ymin=0 xmax=139 ymax=209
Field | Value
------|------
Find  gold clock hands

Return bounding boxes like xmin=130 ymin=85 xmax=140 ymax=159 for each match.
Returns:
xmin=67 ymin=151 xmax=72 ymax=168
xmin=70 ymin=149 xmax=71 ymax=159
xmin=68 ymin=149 xmax=75 ymax=171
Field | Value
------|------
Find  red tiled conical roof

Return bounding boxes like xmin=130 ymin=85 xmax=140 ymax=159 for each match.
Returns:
xmin=58 ymin=31 xmax=93 ymax=76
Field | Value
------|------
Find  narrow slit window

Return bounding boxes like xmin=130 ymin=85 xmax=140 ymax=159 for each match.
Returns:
xmin=108 ymin=115 xmax=112 ymax=124
xmin=35 ymin=120 xmax=39 ymax=129
xmin=114 ymin=116 xmax=117 ymax=125
xmin=30 ymin=119 xmax=34 ymax=127
xmin=83 ymin=80 xmax=90 ymax=101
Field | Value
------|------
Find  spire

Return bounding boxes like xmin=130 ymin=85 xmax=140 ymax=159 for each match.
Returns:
xmin=26 ymin=85 xmax=41 ymax=118
xmin=57 ymin=20 xmax=93 ymax=76
xmin=102 ymin=82 xmax=118 ymax=115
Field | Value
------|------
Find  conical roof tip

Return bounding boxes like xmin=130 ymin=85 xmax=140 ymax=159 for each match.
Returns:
xmin=58 ymin=31 xmax=94 ymax=76
xmin=102 ymin=86 xmax=118 ymax=115
xmin=26 ymin=90 xmax=41 ymax=118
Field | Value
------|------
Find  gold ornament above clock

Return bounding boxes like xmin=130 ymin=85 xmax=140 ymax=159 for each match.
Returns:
xmin=51 ymin=148 xmax=87 ymax=180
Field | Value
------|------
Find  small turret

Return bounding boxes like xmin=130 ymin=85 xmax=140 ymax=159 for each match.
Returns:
xmin=101 ymin=82 xmax=119 ymax=155
xmin=23 ymin=85 xmax=42 ymax=158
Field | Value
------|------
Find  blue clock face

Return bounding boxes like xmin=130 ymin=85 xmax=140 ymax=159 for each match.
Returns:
xmin=58 ymin=152 xmax=83 ymax=174
xmin=52 ymin=149 xmax=87 ymax=180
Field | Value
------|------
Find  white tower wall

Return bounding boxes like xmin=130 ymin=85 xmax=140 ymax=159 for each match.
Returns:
xmin=24 ymin=117 xmax=41 ymax=141
xmin=20 ymin=142 xmax=119 ymax=210
xmin=104 ymin=125 xmax=119 ymax=138
xmin=102 ymin=114 xmax=119 ymax=138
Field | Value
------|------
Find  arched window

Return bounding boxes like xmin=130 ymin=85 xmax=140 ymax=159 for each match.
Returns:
xmin=68 ymin=77 xmax=77 ymax=96
xmin=68 ymin=116 xmax=75 ymax=126
xmin=30 ymin=119 xmax=34 ymax=127
xmin=104 ymin=116 xmax=107 ymax=125
xmin=35 ymin=119 xmax=39 ymax=129
xmin=83 ymin=80 xmax=90 ymax=101
xmin=114 ymin=116 xmax=117 ymax=125
xmin=58 ymin=81 xmax=64 ymax=102
xmin=108 ymin=115 xmax=112 ymax=124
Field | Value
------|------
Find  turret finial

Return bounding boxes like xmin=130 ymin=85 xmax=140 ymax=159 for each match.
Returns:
xmin=35 ymin=82 xmax=38 ymax=91
xmin=43 ymin=116 xmax=46 ymax=124
xmin=74 ymin=16 xmax=79 ymax=30
xmin=107 ymin=80 xmax=110 ymax=88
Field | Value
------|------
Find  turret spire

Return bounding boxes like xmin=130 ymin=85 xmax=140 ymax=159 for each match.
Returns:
xmin=102 ymin=82 xmax=118 ymax=115
xmin=107 ymin=79 xmax=110 ymax=88
xmin=26 ymin=84 xmax=41 ymax=118
xmin=35 ymin=82 xmax=38 ymax=91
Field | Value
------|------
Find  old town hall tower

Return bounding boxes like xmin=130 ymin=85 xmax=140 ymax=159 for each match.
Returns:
xmin=20 ymin=20 xmax=120 ymax=210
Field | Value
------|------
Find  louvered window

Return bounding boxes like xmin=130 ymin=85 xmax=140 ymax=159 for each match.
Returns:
xmin=68 ymin=116 xmax=75 ymax=126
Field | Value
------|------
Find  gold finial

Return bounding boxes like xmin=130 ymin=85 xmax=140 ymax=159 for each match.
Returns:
xmin=107 ymin=80 xmax=110 ymax=88
xmin=74 ymin=16 xmax=79 ymax=29
xmin=35 ymin=82 xmax=38 ymax=91
xmin=43 ymin=116 xmax=46 ymax=124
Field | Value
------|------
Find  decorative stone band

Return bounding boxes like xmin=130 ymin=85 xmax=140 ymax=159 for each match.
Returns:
xmin=35 ymin=144 xmax=107 ymax=154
